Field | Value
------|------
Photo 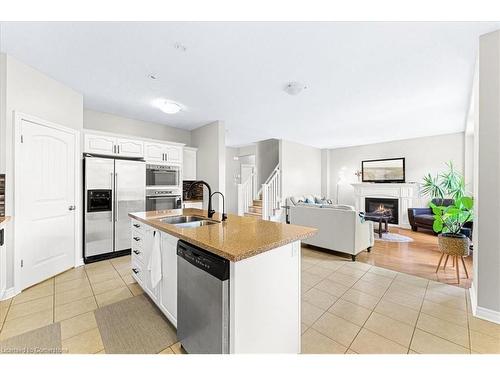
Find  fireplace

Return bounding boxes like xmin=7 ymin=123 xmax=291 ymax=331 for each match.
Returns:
xmin=365 ymin=197 xmax=399 ymax=225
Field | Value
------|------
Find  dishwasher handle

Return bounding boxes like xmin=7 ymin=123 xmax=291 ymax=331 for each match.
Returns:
xmin=177 ymin=240 xmax=229 ymax=281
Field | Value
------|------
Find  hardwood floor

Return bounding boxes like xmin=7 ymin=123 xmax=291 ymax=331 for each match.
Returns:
xmin=306 ymin=228 xmax=473 ymax=289
xmin=356 ymin=228 xmax=472 ymax=289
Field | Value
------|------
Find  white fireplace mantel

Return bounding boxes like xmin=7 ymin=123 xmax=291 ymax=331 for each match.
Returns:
xmin=351 ymin=183 xmax=422 ymax=229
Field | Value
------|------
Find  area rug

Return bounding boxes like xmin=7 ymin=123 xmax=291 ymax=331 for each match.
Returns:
xmin=94 ymin=294 xmax=177 ymax=354
xmin=0 ymin=323 xmax=62 ymax=354
xmin=374 ymin=232 xmax=414 ymax=243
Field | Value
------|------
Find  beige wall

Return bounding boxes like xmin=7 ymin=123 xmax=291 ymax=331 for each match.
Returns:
xmin=280 ymin=140 xmax=322 ymax=199
xmin=328 ymin=132 xmax=466 ymax=205
xmin=0 ymin=54 xmax=84 ymax=292
xmin=191 ymin=121 xmax=226 ymax=212
xmin=83 ymin=109 xmax=191 ymax=145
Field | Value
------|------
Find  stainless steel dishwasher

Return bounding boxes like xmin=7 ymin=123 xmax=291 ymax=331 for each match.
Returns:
xmin=177 ymin=240 xmax=230 ymax=354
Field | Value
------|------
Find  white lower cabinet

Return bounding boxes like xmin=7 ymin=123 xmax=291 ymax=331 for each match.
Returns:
xmin=130 ymin=220 xmax=177 ymax=327
xmin=159 ymin=232 xmax=178 ymax=325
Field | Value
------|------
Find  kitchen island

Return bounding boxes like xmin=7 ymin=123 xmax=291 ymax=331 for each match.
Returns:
xmin=128 ymin=208 xmax=316 ymax=354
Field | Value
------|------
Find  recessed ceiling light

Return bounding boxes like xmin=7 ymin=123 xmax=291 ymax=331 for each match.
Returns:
xmin=153 ymin=99 xmax=183 ymax=114
xmin=174 ymin=42 xmax=187 ymax=52
xmin=284 ymin=81 xmax=308 ymax=95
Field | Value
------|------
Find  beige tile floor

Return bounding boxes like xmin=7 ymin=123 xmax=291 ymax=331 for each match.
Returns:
xmin=301 ymin=246 xmax=500 ymax=354
xmin=0 ymin=256 xmax=184 ymax=354
xmin=1 ymin=248 xmax=500 ymax=354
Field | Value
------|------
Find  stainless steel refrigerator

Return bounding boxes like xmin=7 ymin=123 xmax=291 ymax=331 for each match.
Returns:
xmin=84 ymin=155 xmax=145 ymax=262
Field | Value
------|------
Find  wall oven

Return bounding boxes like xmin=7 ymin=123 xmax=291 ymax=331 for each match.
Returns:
xmin=146 ymin=189 xmax=182 ymax=211
xmin=146 ymin=164 xmax=181 ymax=188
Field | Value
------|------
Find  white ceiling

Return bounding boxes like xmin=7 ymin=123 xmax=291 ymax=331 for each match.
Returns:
xmin=1 ymin=22 xmax=499 ymax=148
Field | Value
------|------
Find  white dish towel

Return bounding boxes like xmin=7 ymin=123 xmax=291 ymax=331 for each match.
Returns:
xmin=148 ymin=230 xmax=162 ymax=288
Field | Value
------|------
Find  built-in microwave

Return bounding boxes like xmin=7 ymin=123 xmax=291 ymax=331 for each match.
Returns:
xmin=146 ymin=164 xmax=181 ymax=188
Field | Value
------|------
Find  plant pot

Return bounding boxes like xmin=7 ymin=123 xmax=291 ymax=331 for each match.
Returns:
xmin=438 ymin=233 xmax=469 ymax=256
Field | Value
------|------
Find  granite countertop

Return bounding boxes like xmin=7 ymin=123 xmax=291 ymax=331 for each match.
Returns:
xmin=0 ymin=216 xmax=11 ymax=226
xmin=129 ymin=209 xmax=317 ymax=262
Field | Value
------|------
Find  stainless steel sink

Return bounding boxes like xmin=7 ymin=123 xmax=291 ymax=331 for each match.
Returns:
xmin=160 ymin=215 xmax=219 ymax=228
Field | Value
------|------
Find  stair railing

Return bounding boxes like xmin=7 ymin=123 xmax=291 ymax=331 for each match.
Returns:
xmin=237 ymin=172 xmax=256 ymax=216
xmin=261 ymin=165 xmax=281 ymax=220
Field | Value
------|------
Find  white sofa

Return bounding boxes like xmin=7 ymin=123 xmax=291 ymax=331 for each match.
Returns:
xmin=288 ymin=196 xmax=374 ymax=261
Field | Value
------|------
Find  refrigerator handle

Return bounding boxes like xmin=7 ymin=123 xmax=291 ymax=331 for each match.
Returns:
xmin=115 ymin=173 xmax=118 ymax=222
xmin=110 ymin=172 xmax=114 ymax=222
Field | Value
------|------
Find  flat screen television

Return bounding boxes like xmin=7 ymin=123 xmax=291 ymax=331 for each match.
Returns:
xmin=362 ymin=157 xmax=405 ymax=183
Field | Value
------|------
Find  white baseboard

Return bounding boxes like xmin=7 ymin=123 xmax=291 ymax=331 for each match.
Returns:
xmin=469 ymin=282 xmax=477 ymax=314
xmin=469 ymin=282 xmax=500 ymax=324
xmin=75 ymin=258 xmax=84 ymax=267
xmin=0 ymin=287 xmax=17 ymax=301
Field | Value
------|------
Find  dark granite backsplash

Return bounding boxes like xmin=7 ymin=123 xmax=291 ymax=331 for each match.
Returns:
xmin=183 ymin=180 xmax=203 ymax=200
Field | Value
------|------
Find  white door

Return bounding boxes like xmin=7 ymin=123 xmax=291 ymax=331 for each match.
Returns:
xmin=84 ymin=133 xmax=116 ymax=156
xmin=241 ymin=164 xmax=255 ymax=197
xmin=16 ymin=117 xmax=77 ymax=290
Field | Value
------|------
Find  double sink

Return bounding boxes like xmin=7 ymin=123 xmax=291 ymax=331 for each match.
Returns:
xmin=160 ymin=215 xmax=219 ymax=228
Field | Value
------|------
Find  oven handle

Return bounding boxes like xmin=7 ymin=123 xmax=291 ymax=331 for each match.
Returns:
xmin=146 ymin=196 xmax=181 ymax=200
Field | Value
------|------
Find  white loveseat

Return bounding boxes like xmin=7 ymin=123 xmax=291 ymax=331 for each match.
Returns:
xmin=288 ymin=196 xmax=374 ymax=261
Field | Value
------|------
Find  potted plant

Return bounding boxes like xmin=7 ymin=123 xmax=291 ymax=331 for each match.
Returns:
xmin=430 ymin=196 xmax=474 ymax=255
xmin=421 ymin=161 xmax=466 ymax=201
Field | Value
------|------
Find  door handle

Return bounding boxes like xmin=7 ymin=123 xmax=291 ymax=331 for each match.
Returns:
xmin=68 ymin=205 xmax=76 ymax=211
xmin=133 ymin=237 xmax=141 ymax=242
xmin=133 ymin=223 xmax=140 ymax=228
xmin=132 ymin=268 xmax=139 ymax=274
xmin=117 ymin=145 xmax=120 ymax=154
xmin=133 ymin=250 xmax=141 ymax=255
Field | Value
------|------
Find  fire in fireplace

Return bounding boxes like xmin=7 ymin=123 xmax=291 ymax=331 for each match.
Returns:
xmin=365 ymin=197 xmax=399 ymax=224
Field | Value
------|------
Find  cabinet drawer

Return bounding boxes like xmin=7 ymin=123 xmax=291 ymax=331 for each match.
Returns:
xmin=131 ymin=244 xmax=145 ymax=263
xmin=131 ymin=220 xmax=145 ymax=234
xmin=131 ymin=259 xmax=144 ymax=285
xmin=131 ymin=230 xmax=144 ymax=248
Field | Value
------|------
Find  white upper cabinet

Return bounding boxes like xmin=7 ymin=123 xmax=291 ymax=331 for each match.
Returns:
xmin=183 ymin=147 xmax=197 ymax=180
xmin=165 ymin=145 xmax=182 ymax=164
xmin=116 ymin=137 xmax=144 ymax=158
xmin=84 ymin=132 xmax=145 ymax=158
xmin=84 ymin=133 xmax=116 ymax=156
xmin=144 ymin=142 xmax=183 ymax=164
xmin=144 ymin=142 xmax=165 ymax=162
xmin=83 ymin=130 xmax=184 ymax=164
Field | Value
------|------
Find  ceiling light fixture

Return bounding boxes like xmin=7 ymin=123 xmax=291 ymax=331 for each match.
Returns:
xmin=153 ymin=99 xmax=183 ymax=114
xmin=174 ymin=42 xmax=187 ymax=52
xmin=148 ymin=74 xmax=158 ymax=80
xmin=284 ymin=81 xmax=308 ymax=95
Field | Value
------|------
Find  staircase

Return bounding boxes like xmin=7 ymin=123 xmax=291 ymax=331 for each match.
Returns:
xmin=238 ymin=165 xmax=281 ymax=220
xmin=244 ymin=198 xmax=263 ymax=218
